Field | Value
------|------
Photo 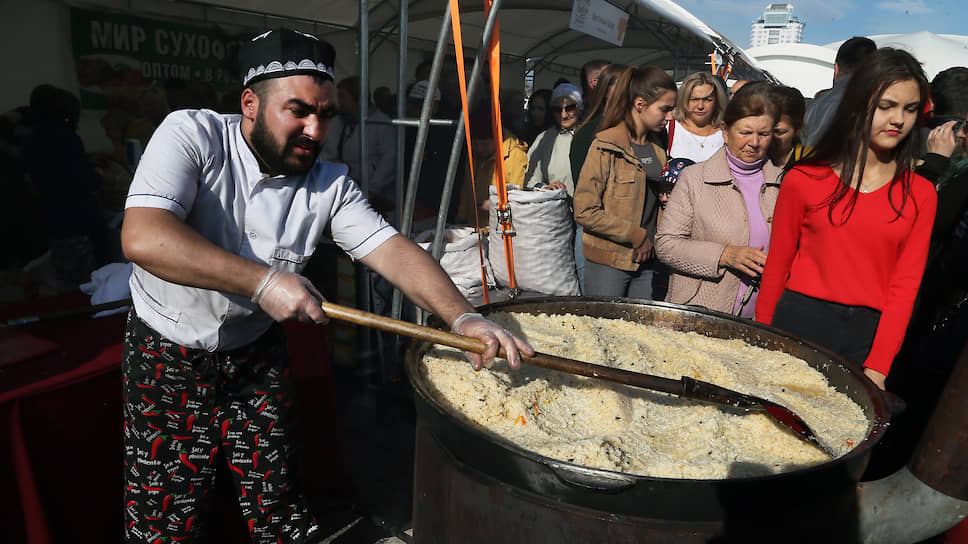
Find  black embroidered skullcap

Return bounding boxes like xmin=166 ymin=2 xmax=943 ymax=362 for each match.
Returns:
xmin=241 ymin=28 xmax=336 ymax=86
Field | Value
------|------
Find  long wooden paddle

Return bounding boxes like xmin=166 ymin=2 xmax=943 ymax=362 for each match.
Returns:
xmin=320 ymin=301 xmax=836 ymax=457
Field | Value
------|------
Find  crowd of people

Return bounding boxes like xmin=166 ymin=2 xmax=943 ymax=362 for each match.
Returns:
xmin=2 ymin=25 xmax=968 ymax=541
xmin=533 ymin=43 xmax=965 ymax=483
xmin=508 ymin=42 xmax=966 ymax=403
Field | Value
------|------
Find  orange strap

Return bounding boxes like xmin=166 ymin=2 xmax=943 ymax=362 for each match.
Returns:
xmin=483 ymin=0 xmax=518 ymax=290
xmin=448 ymin=0 xmax=490 ymax=303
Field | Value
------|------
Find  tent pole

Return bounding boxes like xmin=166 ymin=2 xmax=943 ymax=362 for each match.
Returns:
xmin=673 ymin=29 xmax=680 ymax=81
xmin=359 ymin=0 xmax=369 ymax=198
xmin=395 ymin=0 xmax=409 ymax=228
xmin=356 ymin=0 xmax=375 ymax=379
xmin=390 ymin=4 xmax=453 ymax=322
xmin=430 ymin=0 xmax=504 ymax=262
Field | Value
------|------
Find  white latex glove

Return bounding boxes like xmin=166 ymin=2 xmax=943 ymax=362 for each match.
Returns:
xmin=251 ymin=267 xmax=329 ymax=324
xmin=451 ymin=312 xmax=534 ymax=371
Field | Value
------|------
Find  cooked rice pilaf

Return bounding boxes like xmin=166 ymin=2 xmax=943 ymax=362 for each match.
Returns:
xmin=419 ymin=312 xmax=869 ymax=479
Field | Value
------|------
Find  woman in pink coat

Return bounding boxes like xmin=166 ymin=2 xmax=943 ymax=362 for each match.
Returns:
xmin=655 ymin=82 xmax=782 ymax=316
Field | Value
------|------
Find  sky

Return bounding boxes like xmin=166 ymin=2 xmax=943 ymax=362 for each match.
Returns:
xmin=671 ymin=0 xmax=963 ymax=48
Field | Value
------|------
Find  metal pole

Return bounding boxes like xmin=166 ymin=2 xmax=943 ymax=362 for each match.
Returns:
xmin=673 ymin=30 xmax=680 ymax=81
xmin=355 ymin=0 xmax=374 ymax=378
xmin=359 ymin=0 xmax=370 ymax=197
xmin=391 ymin=118 xmax=456 ymax=127
xmin=430 ymin=0 xmax=504 ymax=261
xmin=395 ymin=0 xmax=408 ymax=228
xmin=390 ymin=4 xmax=452 ymax=322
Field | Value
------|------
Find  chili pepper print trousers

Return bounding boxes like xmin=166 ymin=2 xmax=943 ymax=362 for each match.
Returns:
xmin=122 ymin=311 xmax=322 ymax=543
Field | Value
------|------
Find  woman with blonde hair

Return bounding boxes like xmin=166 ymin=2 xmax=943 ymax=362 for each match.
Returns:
xmin=574 ymin=66 xmax=676 ymax=298
xmin=668 ymin=72 xmax=727 ymax=162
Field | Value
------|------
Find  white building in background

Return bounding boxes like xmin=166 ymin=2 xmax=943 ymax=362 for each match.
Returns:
xmin=750 ymin=4 xmax=804 ymax=48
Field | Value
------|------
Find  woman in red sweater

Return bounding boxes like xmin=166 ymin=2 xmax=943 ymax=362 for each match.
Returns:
xmin=756 ymin=48 xmax=937 ymax=390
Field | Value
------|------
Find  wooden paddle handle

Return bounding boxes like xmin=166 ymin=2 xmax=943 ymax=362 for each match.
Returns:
xmin=320 ymin=302 xmax=488 ymax=354
xmin=319 ymin=301 xmax=682 ymax=396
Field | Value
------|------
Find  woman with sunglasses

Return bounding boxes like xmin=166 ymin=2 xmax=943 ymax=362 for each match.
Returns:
xmin=667 ymin=72 xmax=727 ymax=163
xmin=573 ymin=66 xmax=676 ymax=298
xmin=756 ymin=49 xmax=937 ymax=390
xmin=524 ymin=83 xmax=583 ymax=196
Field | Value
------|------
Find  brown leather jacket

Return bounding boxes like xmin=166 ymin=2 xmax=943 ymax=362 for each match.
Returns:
xmin=573 ymin=124 xmax=666 ymax=272
xmin=654 ymin=146 xmax=782 ymax=313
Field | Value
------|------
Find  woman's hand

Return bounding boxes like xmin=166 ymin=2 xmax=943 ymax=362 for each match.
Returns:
xmin=927 ymin=121 xmax=959 ymax=158
xmin=545 ymin=180 xmax=566 ymax=191
xmin=719 ymin=245 xmax=767 ymax=277
xmin=633 ymin=240 xmax=654 ymax=263
xmin=864 ymin=368 xmax=887 ymax=391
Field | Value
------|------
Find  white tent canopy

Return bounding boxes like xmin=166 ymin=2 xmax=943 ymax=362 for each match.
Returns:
xmin=844 ymin=31 xmax=968 ymax=81
xmin=745 ymin=43 xmax=835 ymax=98
xmin=746 ymin=31 xmax=968 ymax=100
xmin=63 ymin=0 xmax=764 ymax=87
xmin=4 ymin=0 xmax=771 ymax=117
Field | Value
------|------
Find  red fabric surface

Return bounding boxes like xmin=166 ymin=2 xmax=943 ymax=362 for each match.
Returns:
xmin=948 ymin=517 xmax=968 ymax=544
xmin=0 ymin=292 xmax=341 ymax=543
xmin=11 ymin=401 xmax=51 ymax=544
xmin=0 ymin=292 xmax=126 ymax=543
xmin=756 ymin=165 xmax=937 ymax=374
xmin=0 ymin=332 xmax=58 ymax=367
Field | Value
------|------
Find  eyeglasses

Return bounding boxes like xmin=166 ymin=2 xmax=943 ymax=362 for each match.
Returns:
xmin=554 ymin=104 xmax=579 ymax=114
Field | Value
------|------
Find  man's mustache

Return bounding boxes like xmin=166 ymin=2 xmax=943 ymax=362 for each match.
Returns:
xmin=288 ymin=136 xmax=319 ymax=151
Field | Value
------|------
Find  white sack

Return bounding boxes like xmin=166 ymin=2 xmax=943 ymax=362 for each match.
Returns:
xmin=488 ymin=186 xmax=579 ymax=296
xmin=415 ymin=226 xmax=492 ymax=298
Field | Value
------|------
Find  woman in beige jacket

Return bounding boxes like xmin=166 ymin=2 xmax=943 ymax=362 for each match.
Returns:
xmin=655 ymin=82 xmax=782 ymax=316
xmin=574 ymin=66 xmax=676 ymax=298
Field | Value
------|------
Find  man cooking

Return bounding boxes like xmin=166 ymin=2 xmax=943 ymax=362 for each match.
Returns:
xmin=120 ymin=28 xmax=532 ymax=543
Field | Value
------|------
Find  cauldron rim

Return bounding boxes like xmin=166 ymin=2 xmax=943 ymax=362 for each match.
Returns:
xmin=407 ymin=296 xmax=890 ymax=484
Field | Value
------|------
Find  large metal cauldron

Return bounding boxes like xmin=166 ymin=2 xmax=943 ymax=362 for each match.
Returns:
xmin=406 ymin=297 xmax=890 ymax=543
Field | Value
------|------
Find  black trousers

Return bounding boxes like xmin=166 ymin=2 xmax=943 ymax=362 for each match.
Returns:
xmin=771 ymin=289 xmax=881 ymax=367
xmin=122 ymin=311 xmax=321 ymax=543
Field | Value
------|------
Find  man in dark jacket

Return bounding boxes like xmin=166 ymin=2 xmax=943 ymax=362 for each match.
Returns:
xmin=800 ymin=36 xmax=876 ymax=146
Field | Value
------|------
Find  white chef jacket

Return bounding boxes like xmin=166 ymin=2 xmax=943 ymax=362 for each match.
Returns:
xmin=126 ymin=109 xmax=396 ymax=351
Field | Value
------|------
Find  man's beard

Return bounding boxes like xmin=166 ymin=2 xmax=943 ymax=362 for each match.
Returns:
xmin=249 ymin=109 xmax=319 ymax=176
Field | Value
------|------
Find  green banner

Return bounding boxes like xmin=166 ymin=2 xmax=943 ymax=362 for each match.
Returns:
xmin=71 ymin=7 xmax=244 ymax=111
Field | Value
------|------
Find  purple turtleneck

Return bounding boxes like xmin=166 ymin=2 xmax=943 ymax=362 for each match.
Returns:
xmin=725 ymin=148 xmax=769 ymax=318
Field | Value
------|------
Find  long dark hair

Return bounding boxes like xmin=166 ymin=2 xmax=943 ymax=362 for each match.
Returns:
xmin=575 ymin=63 xmax=626 ymax=131
xmin=526 ymin=88 xmax=553 ymax=130
xmin=600 ymin=66 xmax=676 ymax=142
xmin=798 ymin=48 xmax=929 ymax=223
xmin=769 ymin=85 xmax=805 ymax=130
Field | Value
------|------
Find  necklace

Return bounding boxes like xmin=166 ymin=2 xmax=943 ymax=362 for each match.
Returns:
xmin=693 ymin=130 xmax=711 ymax=149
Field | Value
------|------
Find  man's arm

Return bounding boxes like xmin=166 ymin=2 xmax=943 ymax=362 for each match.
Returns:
xmin=360 ymin=233 xmax=533 ymax=369
xmin=122 ymin=207 xmax=326 ymax=323
xmin=122 ymin=207 xmax=266 ymax=295
xmin=359 ymin=233 xmax=472 ymax=324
